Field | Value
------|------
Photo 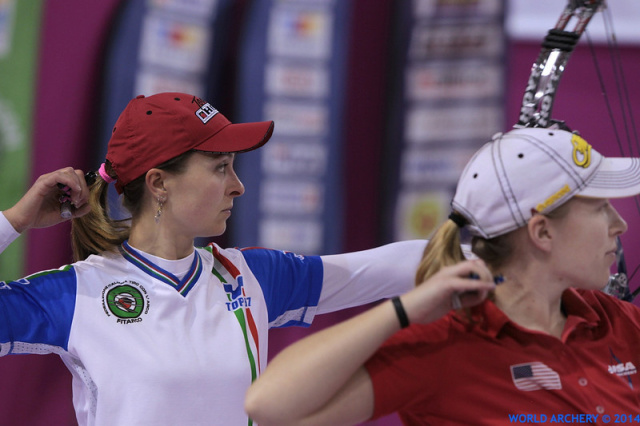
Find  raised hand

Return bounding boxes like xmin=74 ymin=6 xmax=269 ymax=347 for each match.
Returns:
xmin=3 ymin=167 xmax=91 ymax=233
xmin=403 ymin=259 xmax=495 ymax=325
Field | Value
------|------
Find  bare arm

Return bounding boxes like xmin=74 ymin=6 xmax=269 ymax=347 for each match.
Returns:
xmin=245 ymin=259 xmax=495 ymax=425
xmin=3 ymin=167 xmax=90 ymax=233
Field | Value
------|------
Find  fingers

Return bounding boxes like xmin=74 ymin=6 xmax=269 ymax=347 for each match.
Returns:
xmin=49 ymin=168 xmax=89 ymax=209
xmin=444 ymin=260 xmax=497 ymax=310
xmin=450 ymin=259 xmax=493 ymax=283
xmin=404 ymin=260 xmax=498 ymax=324
xmin=42 ymin=169 xmax=90 ymax=222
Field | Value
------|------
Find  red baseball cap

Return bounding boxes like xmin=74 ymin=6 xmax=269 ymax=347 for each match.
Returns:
xmin=106 ymin=92 xmax=274 ymax=194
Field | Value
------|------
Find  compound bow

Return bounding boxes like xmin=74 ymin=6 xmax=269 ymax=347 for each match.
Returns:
xmin=514 ymin=0 xmax=637 ymax=301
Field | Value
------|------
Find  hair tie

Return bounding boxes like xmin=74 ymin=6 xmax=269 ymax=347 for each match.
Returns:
xmin=448 ymin=211 xmax=467 ymax=228
xmin=98 ymin=163 xmax=116 ymax=183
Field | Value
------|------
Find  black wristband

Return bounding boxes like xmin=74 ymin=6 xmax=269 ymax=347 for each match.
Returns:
xmin=391 ymin=296 xmax=410 ymax=329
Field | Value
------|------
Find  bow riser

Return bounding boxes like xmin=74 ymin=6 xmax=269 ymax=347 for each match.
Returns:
xmin=517 ymin=0 xmax=605 ymax=129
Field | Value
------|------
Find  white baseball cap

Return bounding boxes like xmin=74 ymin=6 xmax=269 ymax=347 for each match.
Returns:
xmin=451 ymin=127 xmax=640 ymax=239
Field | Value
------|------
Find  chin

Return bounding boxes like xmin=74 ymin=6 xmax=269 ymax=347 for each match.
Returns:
xmin=210 ymin=225 xmax=226 ymax=237
xmin=589 ymin=275 xmax=613 ymax=291
xmin=195 ymin=226 xmax=226 ymax=240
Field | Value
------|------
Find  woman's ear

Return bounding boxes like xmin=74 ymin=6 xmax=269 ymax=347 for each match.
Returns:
xmin=145 ymin=168 xmax=167 ymax=199
xmin=527 ymin=213 xmax=553 ymax=252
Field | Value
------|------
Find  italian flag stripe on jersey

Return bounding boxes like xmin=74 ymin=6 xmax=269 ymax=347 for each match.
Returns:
xmin=207 ymin=246 xmax=260 ymax=426
xmin=206 ymin=245 xmax=262 ymax=376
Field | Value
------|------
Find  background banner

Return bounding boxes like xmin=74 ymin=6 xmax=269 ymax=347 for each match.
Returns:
xmin=381 ymin=0 xmax=507 ymax=243
xmin=0 ymin=0 xmax=43 ymax=279
xmin=233 ymin=0 xmax=352 ymax=255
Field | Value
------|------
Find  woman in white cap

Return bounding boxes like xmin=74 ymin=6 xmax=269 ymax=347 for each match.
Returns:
xmin=245 ymin=126 xmax=640 ymax=425
xmin=0 ymin=92 xmax=426 ymax=426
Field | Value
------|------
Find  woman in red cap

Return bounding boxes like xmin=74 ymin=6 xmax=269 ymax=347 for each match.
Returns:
xmin=0 ymin=92 xmax=426 ymax=426
xmin=246 ymin=127 xmax=640 ymax=425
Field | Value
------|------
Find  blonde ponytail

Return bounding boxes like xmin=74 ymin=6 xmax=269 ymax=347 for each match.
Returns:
xmin=415 ymin=219 xmax=465 ymax=286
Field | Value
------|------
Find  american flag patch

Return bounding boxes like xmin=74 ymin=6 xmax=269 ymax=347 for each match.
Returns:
xmin=510 ymin=362 xmax=562 ymax=391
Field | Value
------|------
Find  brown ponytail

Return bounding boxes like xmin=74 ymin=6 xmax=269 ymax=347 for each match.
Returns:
xmin=71 ymin=161 xmax=129 ymax=262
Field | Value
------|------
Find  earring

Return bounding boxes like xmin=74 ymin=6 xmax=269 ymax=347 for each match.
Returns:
xmin=154 ymin=196 xmax=165 ymax=224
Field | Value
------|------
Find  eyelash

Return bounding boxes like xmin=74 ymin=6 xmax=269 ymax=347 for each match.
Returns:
xmin=216 ymin=162 xmax=229 ymax=173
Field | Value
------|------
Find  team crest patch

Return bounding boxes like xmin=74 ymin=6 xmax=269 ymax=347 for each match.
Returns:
xmin=102 ymin=280 xmax=150 ymax=324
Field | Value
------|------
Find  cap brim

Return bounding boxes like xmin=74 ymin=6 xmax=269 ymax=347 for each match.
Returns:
xmin=579 ymin=157 xmax=640 ymax=198
xmin=196 ymin=120 xmax=274 ymax=154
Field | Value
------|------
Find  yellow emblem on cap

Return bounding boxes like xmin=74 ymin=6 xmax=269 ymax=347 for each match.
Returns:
xmin=536 ymin=184 xmax=571 ymax=212
xmin=571 ymin=134 xmax=591 ymax=168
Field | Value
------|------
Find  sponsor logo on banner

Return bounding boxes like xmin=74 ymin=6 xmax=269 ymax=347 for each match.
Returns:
xmin=405 ymin=104 xmax=502 ymax=144
xmin=265 ymin=62 xmax=329 ymax=98
xmin=406 ymin=61 xmax=502 ymax=101
xmin=264 ymin=101 xmax=327 ymax=136
xmin=0 ymin=0 xmax=15 ymax=58
xmin=409 ymin=22 xmax=503 ymax=60
xmin=139 ymin=14 xmax=211 ymax=73
xmin=135 ymin=69 xmax=204 ymax=97
xmin=412 ymin=0 xmax=503 ymax=18
xmin=267 ymin=5 xmax=332 ymax=59
xmin=148 ymin=0 xmax=219 ymax=18
xmin=394 ymin=191 xmax=451 ymax=240
xmin=262 ymin=141 xmax=328 ymax=176
xmin=391 ymin=0 xmax=505 ymax=243
xmin=259 ymin=218 xmax=322 ymax=254
xmin=401 ymin=148 xmax=476 ymax=185
xmin=260 ymin=180 xmax=323 ymax=215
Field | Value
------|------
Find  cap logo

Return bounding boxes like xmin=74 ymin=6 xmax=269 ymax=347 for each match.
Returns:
xmin=536 ymin=184 xmax=570 ymax=212
xmin=571 ymin=134 xmax=592 ymax=168
xmin=192 ymin=96 xmax=218 ymax=124
xmin=195 ymin=102 xmax=218 ymax=124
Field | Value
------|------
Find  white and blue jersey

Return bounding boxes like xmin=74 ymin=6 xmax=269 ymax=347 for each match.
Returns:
xmin=0 ymin=213 xmax=425 ymax=425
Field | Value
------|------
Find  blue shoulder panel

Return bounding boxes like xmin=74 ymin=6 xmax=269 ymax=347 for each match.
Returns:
xmin=0 ymin=266 xmax=77 ymax=353
xmin=241 ymin=249 xmax=323 ymax=326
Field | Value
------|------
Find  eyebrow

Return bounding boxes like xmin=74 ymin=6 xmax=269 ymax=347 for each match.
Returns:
xmin=194 ymin=151 xmax=234 ymax=160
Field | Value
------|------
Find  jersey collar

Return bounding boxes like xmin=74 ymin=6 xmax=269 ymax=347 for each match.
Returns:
xmin=120 ymin=241 xmax=203 ymax=297
xmin=466 ymin=288 xmax=600 ymax=341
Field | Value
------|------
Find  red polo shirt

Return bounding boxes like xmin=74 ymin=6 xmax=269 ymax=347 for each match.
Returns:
xmin=365 ymin=289 xmax=640 ymax=425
